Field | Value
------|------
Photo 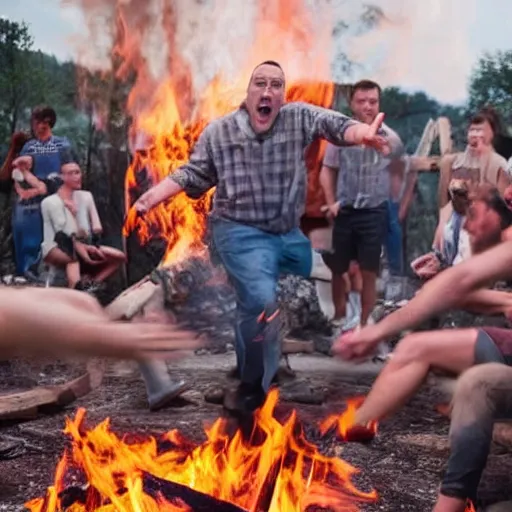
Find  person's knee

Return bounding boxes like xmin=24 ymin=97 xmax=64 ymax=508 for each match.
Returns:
xmin=454 ymin=363 xmax=512 ymax=406
xmin=392 ymin=332 xmax=430 ymax=364
xmin=101 ymin=246 xmax=126 ymax=262
xmin=239 ymin=281 xmax=277 ymax=316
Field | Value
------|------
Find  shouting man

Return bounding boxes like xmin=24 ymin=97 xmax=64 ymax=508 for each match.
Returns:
xmin=320 ymin=80 xmax=405 ymax=328
xmin=134 ymin=61 xmax=393 ymax=414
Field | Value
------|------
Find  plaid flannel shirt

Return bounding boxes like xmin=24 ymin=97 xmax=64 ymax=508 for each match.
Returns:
xmin=170 ymin=102 xmax=356 ymax=233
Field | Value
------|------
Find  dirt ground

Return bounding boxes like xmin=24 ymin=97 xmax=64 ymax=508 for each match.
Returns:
xmin=1 ymin=353 xmax=511 ymax=512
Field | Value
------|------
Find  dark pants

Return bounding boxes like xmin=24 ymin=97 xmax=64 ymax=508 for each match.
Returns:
xmin=323 ymin=203 xmax=388 ymax=275
xmin=441 ymin=363 xmax=512 ymax=502
xmin=211 ymin=218 xmax=312 ymax=392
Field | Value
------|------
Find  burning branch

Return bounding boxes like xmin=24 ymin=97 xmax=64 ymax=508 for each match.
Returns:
xmin=26 ymin=390 xmax=378 ymax=512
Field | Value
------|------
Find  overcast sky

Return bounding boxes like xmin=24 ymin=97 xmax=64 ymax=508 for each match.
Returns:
xmin=2 ymin=0 xmax=512 ymax=105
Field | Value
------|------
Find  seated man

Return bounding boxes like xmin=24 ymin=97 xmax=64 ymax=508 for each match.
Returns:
xmin=411 ymin=185 xmax=512 ymax=318
xmin=41 ymin=161 xmax=125 ymax=291
xmin=335 ymin=186 xmax=512 ymax=511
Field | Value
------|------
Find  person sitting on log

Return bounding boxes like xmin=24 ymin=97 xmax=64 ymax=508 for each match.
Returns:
xmin=132 ymin=60 xmax=397 ymax=415
xmin=334 ymin=187 xmax=512 ymax=512
xmin=440 ymin=362 xmax=512 ymax=512
xmin=40 ymin=161 xmax=126 ymax=293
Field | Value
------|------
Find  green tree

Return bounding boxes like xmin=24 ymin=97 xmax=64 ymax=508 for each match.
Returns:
xmin=0 ymin=19 xmax=37 ymax=139
xmin=469 ymin=51 xmax=512 ymax=128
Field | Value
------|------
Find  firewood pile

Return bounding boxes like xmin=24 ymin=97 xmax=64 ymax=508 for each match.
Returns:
xmin=107 ymin=253 xmax=333 ymax=354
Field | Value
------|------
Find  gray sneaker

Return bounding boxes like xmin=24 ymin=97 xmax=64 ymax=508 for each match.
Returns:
xmin=148 ymin=380 xmax=190 ymax=411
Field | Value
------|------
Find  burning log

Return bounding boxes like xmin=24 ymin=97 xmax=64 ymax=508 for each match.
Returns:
xmin=26 ymin=390 xmax=378 ymax=512
xmin=106 ymin=255 xmax=329 ymax=355
xmin=142 ymin=474 xmax=248 ymax=512
xmin=55 ymin=476 xmax=250 ymax=512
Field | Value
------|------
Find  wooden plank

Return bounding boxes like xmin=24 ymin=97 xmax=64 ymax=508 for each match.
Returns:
xmin=437 ymin=116 xmax=453 ymax=155
xmin=0 ymin=359 xmax=105 ymax=421
xmin=105 ymin=278 xmax=158 ymax=320
xmin=282 ymin=339 xmax=314 ymax=354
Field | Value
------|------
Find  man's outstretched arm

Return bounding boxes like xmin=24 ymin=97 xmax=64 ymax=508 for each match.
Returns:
xmin=373 ymin=240 xmax=512 ymax=341
xmin=336 ymin=241 xmax=512 ymax=360
xmin=134 ymin=126 xmax=217 ymax=213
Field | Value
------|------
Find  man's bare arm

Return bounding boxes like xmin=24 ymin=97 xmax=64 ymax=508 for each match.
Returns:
xmin=372 ymin=241 xmax=512 ymax=340
xmin=319 ymin=164 xmax=338 ymax=207
xmin=135 ymin=178 xmax=184 ymax=212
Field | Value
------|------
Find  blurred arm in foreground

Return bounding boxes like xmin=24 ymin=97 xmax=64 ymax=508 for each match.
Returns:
xmin=0 ymin=287 xmax=201 ymax=360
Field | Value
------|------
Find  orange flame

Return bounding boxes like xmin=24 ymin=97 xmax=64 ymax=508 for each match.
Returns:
xmin=26 ymin=390 xmax=378 ymax=512
xmin=319 ymin=397 xmax=378 ymax=439
xmin=87 ymin=0 xmax=336 ymax=266
xmin=465 ymin=500 xmax=476 ymax=512
xmin=123 ymin=80 xmax=335 ymax=266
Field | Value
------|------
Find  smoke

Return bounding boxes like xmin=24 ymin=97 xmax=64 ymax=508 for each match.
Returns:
xmin=62 ymin=0 xmax=476 ymax=113
xmin=335 ymin=0 xmax=477 ymax=104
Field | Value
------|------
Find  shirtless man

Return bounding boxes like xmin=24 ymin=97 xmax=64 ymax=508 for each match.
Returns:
xmin=335 ymin=185 xmax=512 ymax=512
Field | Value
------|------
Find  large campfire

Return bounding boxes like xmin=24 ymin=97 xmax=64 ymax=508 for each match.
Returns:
xmin=23 ymin=2 xmax=383 ymax=511
xmin=26 ymin=391 xmax=378 ymax=512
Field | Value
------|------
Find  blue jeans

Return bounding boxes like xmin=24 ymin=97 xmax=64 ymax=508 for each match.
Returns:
xmin=211 ymin=218 xmax=312 ymax=391
xmin=12 ymin=202 xmax=43 ymax=276
xmin=385 ymin=200 xmax=404 ymax=276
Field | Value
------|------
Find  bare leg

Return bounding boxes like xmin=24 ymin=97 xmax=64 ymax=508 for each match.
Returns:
xmin=349 ymin=262 xmax=363 ymax=293
xmin=331 ymin=273 xmax=347 ymax=320
xmin=355 ymin=329 xmax=478 ymax=425
xmin=44 ymin=248 xmax=81 ymax=288
xmin=360 ymin=269 xmax=378 ymax=325
xmin=89 ymin=246 xmax=126 ymax=283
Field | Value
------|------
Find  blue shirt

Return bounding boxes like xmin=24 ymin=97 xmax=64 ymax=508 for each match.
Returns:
xmin=20 ymin=135 xmax=71 ymax=181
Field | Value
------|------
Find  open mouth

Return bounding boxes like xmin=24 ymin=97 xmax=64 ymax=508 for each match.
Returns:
xmin=257 ymin=105 xmax=272 ymax=117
